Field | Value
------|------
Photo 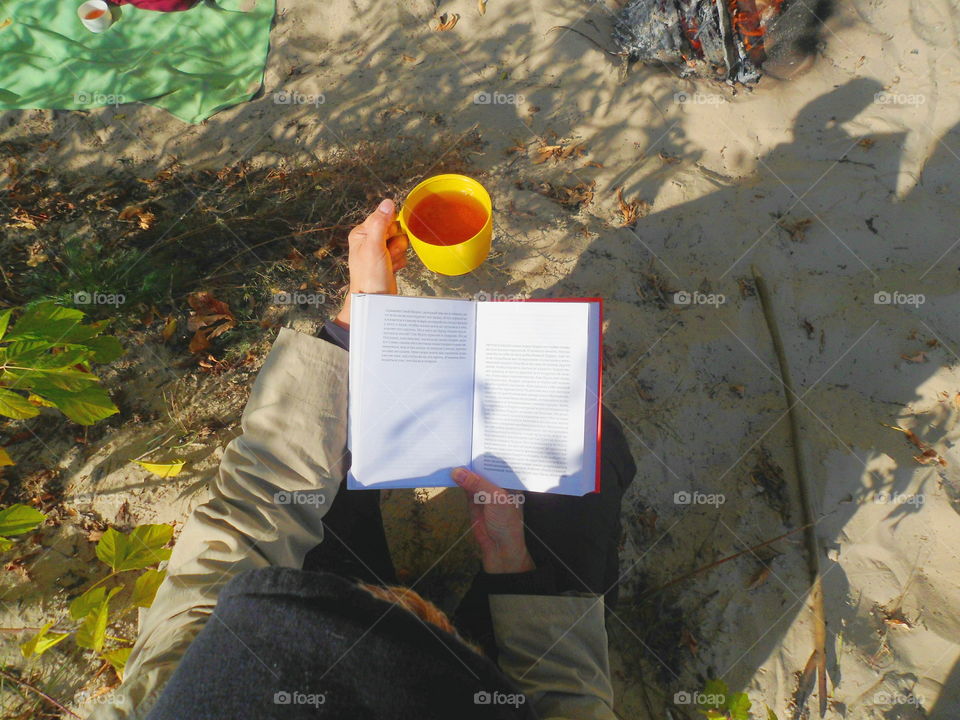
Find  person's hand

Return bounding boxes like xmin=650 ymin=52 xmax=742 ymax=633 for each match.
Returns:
xmin=334 ymin=199 xmax=409 ymax=329
xmin=452 ymin=467 xmax=535 ymax=575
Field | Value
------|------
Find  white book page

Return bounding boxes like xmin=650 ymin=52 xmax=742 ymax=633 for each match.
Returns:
xmin=348 ymin=295 xmax=476 ymax=488
xmin=470 ymin=301 xmax=594 ymax=494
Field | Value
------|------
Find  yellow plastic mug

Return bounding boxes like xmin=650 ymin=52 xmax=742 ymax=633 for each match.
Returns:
xmin=399 ymin=174 xmax=492 ymax=276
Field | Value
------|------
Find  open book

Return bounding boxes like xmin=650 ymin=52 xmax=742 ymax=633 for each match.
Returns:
xmin=347 ymin=294 xmax=602 ymax=495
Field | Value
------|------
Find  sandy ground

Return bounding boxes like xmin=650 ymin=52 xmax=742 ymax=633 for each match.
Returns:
xmin=3 ymin=0 xmax=960 ymax=717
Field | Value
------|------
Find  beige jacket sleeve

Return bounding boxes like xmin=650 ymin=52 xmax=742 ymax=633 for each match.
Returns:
xmin=489 ymin=594 xmax=617 ymax=720
xmin=89 ymin=328 xmax=349 ymax=720
xmin=89 ymin=326 xmax=616 ymax=720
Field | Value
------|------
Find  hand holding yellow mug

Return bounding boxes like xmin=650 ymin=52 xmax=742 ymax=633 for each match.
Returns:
xmin=398 ymin=174 xmax=492 ymax=276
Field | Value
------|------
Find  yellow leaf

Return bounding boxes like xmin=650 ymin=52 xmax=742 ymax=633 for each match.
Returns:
xmin=478 ymin=0 xmax=487 ymax=15
xmin=135 ymin=460 xmax=186 ymax=478
xmin=0 ymin=18 xmax=12 ymax=30
xmin=102 ymin=647 xmax=132 ymax=679
xmin=20 ymin=622 xmax=69 ymax=657
xmin=161 ymin=316 xmax=177 ymax=342
xmin=0 ymin=447 xmax=13 ymax=466
xmin=27 ymin=393 xmax=57 ymax=408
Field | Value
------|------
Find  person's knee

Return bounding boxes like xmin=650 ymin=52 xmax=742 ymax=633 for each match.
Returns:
xmin=601 ymin=406 xmax=637 ymax=487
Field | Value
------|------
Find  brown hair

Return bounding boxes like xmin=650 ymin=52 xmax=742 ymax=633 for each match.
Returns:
xmin=358 ymin=583 xmax=482 ymax=654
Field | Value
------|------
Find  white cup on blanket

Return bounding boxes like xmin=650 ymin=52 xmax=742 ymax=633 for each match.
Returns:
xmin=78 ymin=0 xmax=114 ymax=32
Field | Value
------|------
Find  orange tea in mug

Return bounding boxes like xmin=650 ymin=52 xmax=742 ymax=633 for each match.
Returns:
xmin=399 ymin=175 xmax=492 ymax=275
xmin=406 ymin=191 xmax=488 ymax=246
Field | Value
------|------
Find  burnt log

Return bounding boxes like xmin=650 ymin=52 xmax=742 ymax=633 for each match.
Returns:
xmin=613 ymin=0 xmax=833 ymax=83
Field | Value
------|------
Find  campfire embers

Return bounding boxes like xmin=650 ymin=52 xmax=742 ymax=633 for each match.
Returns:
xmin=613 ymin=0 xmax=805 ymax=83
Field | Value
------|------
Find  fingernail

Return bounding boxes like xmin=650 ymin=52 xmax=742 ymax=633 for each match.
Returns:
xmin=452 ymin=467 xmax=467 ymax=482
xmin=377 ymin=199 xmax=394 ymax=214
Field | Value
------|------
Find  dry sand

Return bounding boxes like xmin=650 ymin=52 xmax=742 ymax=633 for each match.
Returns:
xmin=2 ymin=0 xmax=960 ymax=718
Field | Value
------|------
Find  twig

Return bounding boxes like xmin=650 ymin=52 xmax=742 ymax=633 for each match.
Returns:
xmin=752 ymin=266 xmax=827 ymax=718
xmin=546 ymin=25 xmax=622 ymax=57
xmin=629 ymin=522 xmax=812 ymax=604
xmin=0 ymin=667 xmax=82 ymax=719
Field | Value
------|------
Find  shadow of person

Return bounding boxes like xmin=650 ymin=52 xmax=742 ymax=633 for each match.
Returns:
xmin=488 ymin=77 xmax=960 ymax=717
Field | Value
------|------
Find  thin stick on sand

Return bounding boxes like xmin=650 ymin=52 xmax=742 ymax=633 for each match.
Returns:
xmin=0 ymin=667 xmax=82 ymax=719
xmin=630 ymin=522 xmax=813 ymax=603
xmin=752 ymin=266 xmax=828 ymax=718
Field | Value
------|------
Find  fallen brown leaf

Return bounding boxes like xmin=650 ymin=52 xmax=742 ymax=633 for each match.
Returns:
xmin=879 ymin=604 xmax=913 ymax=629
xmin=10 ymin=207 xmax=48 ymax=231
xmin=747 ymin=565 xmax=771 ymax=589
xmin=901 ymin=351 xmax=927 ymax=364
xmin=533 ymin=140 xmax=587 ymax=165
xmin=25 ymin=240 xmax=48 ymax=266
xmin=520 ymin=180 xmax=595 ymax=209
xmin=198 ymin=354 xmax=230 ymax=374
xmin=434 ymin=12 xmax=459 ymax=31
xmin=883 ymin=423 xmax=947 ymax=467
xmin=533 ymin=144 xmax=562 ymax=164
xmin=115 ymin=500 xmax=132 ymax=527
xmin=187 ymin=292 xmax=236 ymax=353
xmin=615 ymin=187 xmax=649 ymax=227
xmin=118 ymin=205 xmax=156 ymax=230
xmin=188 ymin=328 xmax=212 ymax=354
xmin=477 ymin=0 xmax=487 ymax=15
xmin=285 ymin=248 xmax=306 ymax=270
xmin=778 ymin=217 xmax=813 ymax=242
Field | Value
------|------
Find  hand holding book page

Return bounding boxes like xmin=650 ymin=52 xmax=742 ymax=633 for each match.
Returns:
xmin=347 ymin=294 xmax=601 ymax=495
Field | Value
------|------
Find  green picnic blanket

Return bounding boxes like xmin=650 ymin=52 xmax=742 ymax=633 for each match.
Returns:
xmin=0 ymin=0 xmax=275 ymax=123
